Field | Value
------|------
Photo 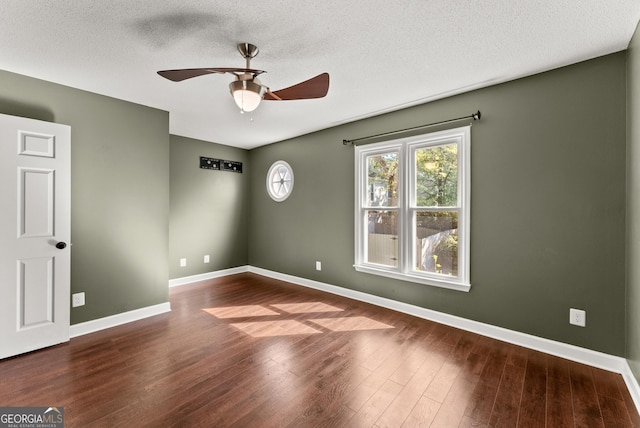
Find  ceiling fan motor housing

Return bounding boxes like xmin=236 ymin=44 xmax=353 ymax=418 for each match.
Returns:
xmin=229 ymin=77 xmax=267 ymax=97
xmin=229 ymin=75 xmax=268 ymax=112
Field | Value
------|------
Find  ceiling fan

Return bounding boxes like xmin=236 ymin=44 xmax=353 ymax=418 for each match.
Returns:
xmin=157 ymin=43 xmax=330 ymax=113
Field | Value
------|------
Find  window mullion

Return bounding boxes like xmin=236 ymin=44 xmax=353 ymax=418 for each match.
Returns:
xmin=404 ymin=144 xmax=417 ymax=275
xmin=398 ymin=144 xmax=408 ymax=274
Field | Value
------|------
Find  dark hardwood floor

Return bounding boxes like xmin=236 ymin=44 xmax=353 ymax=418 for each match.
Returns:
xmin=1 ymin=273 xmax=639 ymax=427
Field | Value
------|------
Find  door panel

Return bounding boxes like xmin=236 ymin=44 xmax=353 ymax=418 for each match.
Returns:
xmin=19 ymin=131 xmax=55 ymax=157
xmin=0 ymin=114 xmax=70 ymax=359
xmin=19 ymin=257 xmax=54 ymax=328
xmin=20 ymin=168 xmax=55 ymax=237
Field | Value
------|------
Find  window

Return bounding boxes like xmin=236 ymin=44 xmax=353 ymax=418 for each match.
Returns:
xmin=354 ymin=126 xmax=470 ymax=291
xmin=266 ymin=160 xmax=294 ymax=202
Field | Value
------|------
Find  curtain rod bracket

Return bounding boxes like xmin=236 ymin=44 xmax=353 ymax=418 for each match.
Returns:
xmin=343 ymin=110 xmax=481 ymax=146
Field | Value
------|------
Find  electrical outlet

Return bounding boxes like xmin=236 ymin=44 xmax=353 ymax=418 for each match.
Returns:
xmin=316 ymin=261 xmax=322 ymax=271
xmin=180 ymin=258 xmax=187 ymax=267
xmin=570 ymin=308 xmax=586 ymax=327
xmin=204 ymin=255 xmax=210 ymax=263
xmin=72 ymin=292 xmax=85 ymax=308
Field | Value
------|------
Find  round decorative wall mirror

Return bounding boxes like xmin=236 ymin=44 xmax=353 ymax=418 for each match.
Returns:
xmin=266 ymin=160 xmax=294 ymax=202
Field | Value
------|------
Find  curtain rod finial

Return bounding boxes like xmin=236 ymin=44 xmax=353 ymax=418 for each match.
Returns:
xmin=473 ymin=110 xmax=481 ymax=120
xmin=343 ymin=139 xmax=353 ymax=146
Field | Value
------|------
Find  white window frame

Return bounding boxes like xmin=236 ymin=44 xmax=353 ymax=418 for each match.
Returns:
xmin=354 ymin=126 xmax=471 ymax=292
xmin=266 ymin=160 xmax=294 ymax=202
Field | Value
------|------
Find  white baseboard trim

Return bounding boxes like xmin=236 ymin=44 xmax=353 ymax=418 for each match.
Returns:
xmin=248 ymin=266 xmax=640 ymax=412
xmin=69 ymin=302 xmax=171 ymax=338
xmin=622 ymin=364 xmax=640 ymax=413
xmin=168 ymin=265 xmax=250 ymax=287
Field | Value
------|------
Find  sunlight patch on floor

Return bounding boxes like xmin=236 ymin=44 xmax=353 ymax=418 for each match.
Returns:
xmin=203 ymin=303 xmax=395 ymax=337
xmin=230 ymin=320 xmax=323 ymax=337
xmin=308 ymin=317 xmax=395 ymax=332
xmin=203 ymin=305 xmax=279 ymax=318
xmin=271 ymin=302 xmax=344 ymax=314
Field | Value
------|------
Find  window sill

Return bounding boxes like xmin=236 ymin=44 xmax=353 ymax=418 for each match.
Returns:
xmin=354 ymin=264 xmax=471 ymax=292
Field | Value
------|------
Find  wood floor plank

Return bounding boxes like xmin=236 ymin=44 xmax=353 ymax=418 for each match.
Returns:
xmin=373 ymin=340 xmax=453 ymax=426
xmin=546 ymin=355 xmax=575 ymax=428
xmin=615 ymin=374 xmax=640 ymax=426
xmin=345 ymin=368 xmax=394 ymax=412
xmin=376 ymin=333 xmax=472 ymax=427
xmin=517 ymin=349 xmax=548 ymax=427
xmin=462 ymin=344 xmax=509 ymax=425
xmin=375 ymin=385 xmax=423 ymax=428
xmin=570 ymin=363 xmax=605 ymax=427
xmin=592 ymin=366 xmax=625 ymax=401
xmin=0 ymin=273 xmax=637 ymax=427
xmin=422 ymin=359 xmax=463 ymax=404
xmin=281 ymin=334 xmax=366 ymax=427
xmin=599 ymin=394 xmax=636 ymax=428
xmin=387 ymin=332 xmax=436 ymax=386
xmin=428 ymin=346 xmax=489 ymax=428
xmin=401 ymin=395 xmax=441 ymax=427
xmin=488 ymin=346 xmax=527 ymax=427
xmin=349 ymin=378 xmax=404 ymax=427
xmin=459 ymin=415 xmax=488 ymax=427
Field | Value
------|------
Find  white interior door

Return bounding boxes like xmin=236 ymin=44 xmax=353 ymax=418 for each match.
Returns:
xmin=0 ymin=113 xmax=71 ymax=359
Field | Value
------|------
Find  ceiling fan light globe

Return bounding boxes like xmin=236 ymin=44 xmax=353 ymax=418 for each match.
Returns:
xmin=229 ymin=79 xmax=266 ymax=112
xmin=233 ymin=90 xmax=261 ymax=112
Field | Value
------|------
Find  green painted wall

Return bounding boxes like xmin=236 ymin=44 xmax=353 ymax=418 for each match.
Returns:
xmin=627 ymin=22 xmax=640 ymax=379
xmin=169 ymin=135 xmax=249 ymax=278
xmin=249 ymin=53 xmax=627 ymax=356
xmin=0 ymin=70 xmax=170 ymax=324
xmin=0 ymin=48 xmax=631 ymax=358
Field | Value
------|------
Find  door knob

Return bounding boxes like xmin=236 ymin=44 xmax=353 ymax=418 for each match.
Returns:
xmin=55 ymin=242 xmax=67 ymax=250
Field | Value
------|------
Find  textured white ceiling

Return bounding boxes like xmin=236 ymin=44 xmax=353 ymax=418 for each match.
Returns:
xmin=1 ymin=1 xmax=639 ymax=149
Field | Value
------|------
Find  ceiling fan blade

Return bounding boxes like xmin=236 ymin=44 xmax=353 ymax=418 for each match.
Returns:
xmin=264 ymin=73 xmax=329 ymax=101
xmin=158 ymin=68 xmax=266 ymax=82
